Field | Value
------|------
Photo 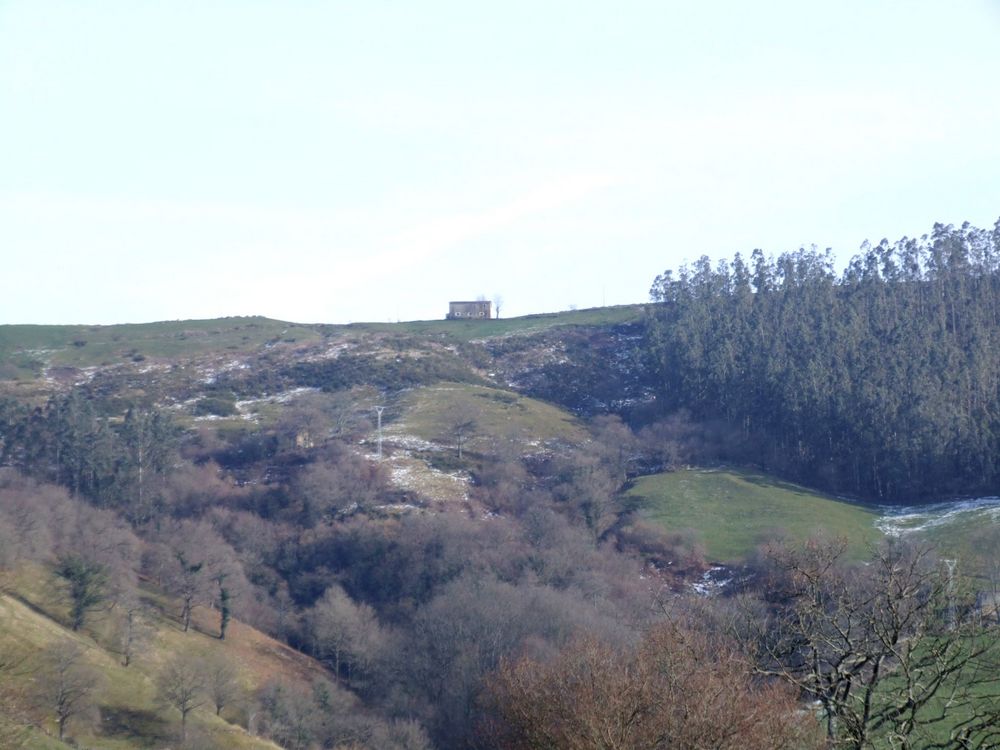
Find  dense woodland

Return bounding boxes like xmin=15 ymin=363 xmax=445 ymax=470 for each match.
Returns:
xmin=2 ymin=218 xmax=1000 ymax=748
xmin=646 ymin=220 xmax=1000 ymax=501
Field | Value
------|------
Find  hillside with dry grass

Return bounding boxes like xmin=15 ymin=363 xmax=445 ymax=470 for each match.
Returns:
xmin=1 ymin=562 xmax=325 ymax=749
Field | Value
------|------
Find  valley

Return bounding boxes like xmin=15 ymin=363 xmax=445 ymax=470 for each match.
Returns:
xmin=5 ymin=225 xmax=1000 ymax=748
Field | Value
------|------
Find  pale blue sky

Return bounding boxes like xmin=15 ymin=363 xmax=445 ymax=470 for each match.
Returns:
xmin=2 ymin=1 xmax=999 ymax=324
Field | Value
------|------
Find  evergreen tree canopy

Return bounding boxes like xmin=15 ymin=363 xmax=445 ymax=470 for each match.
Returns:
xmin=646 ymin=219 xmax=1000 ymax=501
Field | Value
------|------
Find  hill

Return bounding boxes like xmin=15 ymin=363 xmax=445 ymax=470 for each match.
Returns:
xmin=0 ymin=305 xmax=645 ymax=374
xmin=5 ymin=288 xmax=1000 ymax=749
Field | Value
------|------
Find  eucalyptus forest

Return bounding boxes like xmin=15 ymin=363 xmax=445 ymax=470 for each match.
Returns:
xmin=647 ymin=220 xmax=1000 ymax=501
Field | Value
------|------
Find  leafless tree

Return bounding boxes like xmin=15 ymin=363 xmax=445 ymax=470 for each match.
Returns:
xmin=0 ymin=472 xmax=55 ymax=581
xmin=160 ymin=460 xmax=237 ymax=517
xmin=293 ymin=444 xmax=387 ymax=522
xmin=588 ymin=414 xmax=638 ymax=485
xmin=37 ymin=642 xmax=104 ymax=742
xmin=741 ymin=537 xmax=1000 ymax=749
xmin=114 ymin=591 xmax=153 ymax=667
xmin=151 ymin=519 xmax=247 ymax=634
xmin=551 ymin=448 xmax=621 ymax=541
xmin=967 ymin=525 xmax=1000 ymax=626
xmin=203 ymin=654 xmax=242 ymax=717
xmin=432 ymin=400 xmax=481 ymax=461
xmin=277 ymin=388 xmax=377 ymax=451
xmin=51 ymin=500 xmax=140 ymax=630
xmin=367 ymin=718 xmax=433 ymax=750
xmin=305 ymin=584 xmax=384 ymax=687
xmin=0 ymin=637 xmax=30 ymax=749
xmin=482 ymin=619 xmax=821 ymax=750
xmin=156 ymin=654 xmax=206 ymax=743
xmin=254 ymin=680 xmax=332 ymax=750
xmin=397 ymin=572 xmax=635 ymax=747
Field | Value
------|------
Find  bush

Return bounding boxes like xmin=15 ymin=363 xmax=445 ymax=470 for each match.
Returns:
xmin=193 ymin=397 xmax=238 ymax=417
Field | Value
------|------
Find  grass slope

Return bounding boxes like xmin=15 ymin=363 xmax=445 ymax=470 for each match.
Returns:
xmin=875 ymin=497 xmax=1000 ymax=564
xmin=388 ymin=382 xmax=588 ymax=450
xmin=342 ymin=304 xmax=646 ymax=342
xmin=0 ymin=565 xmax=324 ymax=749
xmin=375 ymin=383 xmax=588 ymax=506
xmin=630 ymin=468 xmax=883 ymax=562
xmin=0 ymin=317 xmax=322 ymax=372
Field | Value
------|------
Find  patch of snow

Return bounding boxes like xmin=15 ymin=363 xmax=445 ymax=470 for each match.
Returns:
xmin=73 ymin=366 xmax=101 ymax=384
xmin=876 ymin=496 xmax=1000 ymax=536
xmin=374 ymin=503 xmax=422 ymax=513
xmin=234 ymin=387 xmax=320 ymax=412
xmin=384 ymin=433 xmax=442 ymax=452
xmin=302 ymin=342 xmax=356 ymax=362
xmin=274 ymin=386 xmax=320 ymax=403
xmin=390 ymin=464 xmax=414 ymax=482
xmin=691 ymin=566 xmax=733 ymax=597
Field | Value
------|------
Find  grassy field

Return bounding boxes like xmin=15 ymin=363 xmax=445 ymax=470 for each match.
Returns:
xmin=629 ymin=468 xmax=884 ymax=562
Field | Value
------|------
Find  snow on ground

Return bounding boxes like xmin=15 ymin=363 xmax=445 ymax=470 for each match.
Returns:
xmin=691 ymin=566 xmax=733 ymax=597
xmin=362 ymin=424 xmax=471 ymax=505
xmin=381 ymin=433 xmax=441 ymax=452
xmin=200 ymin=358 xmax=251 ymax=384
xmin=379 ymin=450 xmax=471 ymax=505
xmin=876 ymin=496 xmax=1000 ymax=536
xmin=301 ymin=341 xmax=356 ymax=362
xmin=234 ymin=387 xmax=320 ymax=411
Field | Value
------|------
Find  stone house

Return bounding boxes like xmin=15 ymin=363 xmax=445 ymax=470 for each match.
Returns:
xmin=447 ymin=300 xmax=492 ymax=320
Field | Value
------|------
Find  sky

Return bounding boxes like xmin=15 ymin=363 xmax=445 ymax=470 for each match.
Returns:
xmin=2 ymin=1 xmax=1000 ymax=325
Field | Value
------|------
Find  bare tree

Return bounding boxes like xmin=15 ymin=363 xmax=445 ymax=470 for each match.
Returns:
xmin=0 ymin=638 xmax=30 ymax=749
xmin=436 ymin=401 xmax=480 ymax=461
xmin=305 ymin=584 xmax=384 ymax=688
xmin=203 ymin=654 xmax=242 ymax=717
xmin=37 ymin=642 xmax=103 ymax=742
xmin=156 ymin=654 xmax=206 ymax=743
xmin=742 ymin=537 xmax=1000 ymax=749
xmin=482 ymin=619 xmax=821 ymax=750
xmin=0 ymin=472 xmax=55 ymax=583
xmin=277 ymin=388 xmax=377 ymax=451
xmin=51 ymin=500 xmax=140 ymax=630
xmin=551 ymin=448 xmax=621 ymax=542
xmin=968 ymin=525 xmax=1000 ymax=625
xmin=293 ymin=444 xmax=387 ymax=523
xmin=114 ymin=591 xmax=153 ymax=667
xmin=152 ymin=519 xmax=247 ymax=634
xmin=173 ymin=550 xmax=206 ymax=633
